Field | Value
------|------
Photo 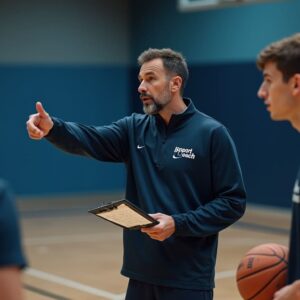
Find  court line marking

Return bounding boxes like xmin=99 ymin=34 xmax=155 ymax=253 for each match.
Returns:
xmin=24 ymin=233 xmax=121 ymax=246
xmin=215 ymin=270 xmax=236 ymax=279
xmin=234 ymin=221 xmax=289 ymax=235
xmin=24 ymin=283 xmax=71 ymax=300
xmin=25 ymin=268 xmax=125 ymax=300
xmin=25 ymin=267 xmax=235 ymax=300
xmin=24 ymin=234 xmax=287 ymax=247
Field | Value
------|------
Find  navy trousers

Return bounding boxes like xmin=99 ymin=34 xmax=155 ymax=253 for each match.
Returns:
xmin=125 ymin=279 xmax=213 ymax=300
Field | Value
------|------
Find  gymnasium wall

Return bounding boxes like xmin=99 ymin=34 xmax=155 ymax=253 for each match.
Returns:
xmin=0 ymin=0 xmax=130 ymax=195
xmin=2 ymin=0 xmax=300 ymax=208
xmin=129 ymin=0 xmax=300 ymax=207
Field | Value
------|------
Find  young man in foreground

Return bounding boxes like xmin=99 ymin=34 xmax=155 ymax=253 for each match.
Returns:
xmin=257 ymin=33 xmax=300 ymax=300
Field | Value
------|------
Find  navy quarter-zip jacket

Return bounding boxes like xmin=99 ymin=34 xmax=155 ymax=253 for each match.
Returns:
xmin=46 ymin=98 xmax=246 ymax=290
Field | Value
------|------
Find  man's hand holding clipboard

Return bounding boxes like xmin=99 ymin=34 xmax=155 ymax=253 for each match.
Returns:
xmin=141 ymin=212 xmax=175 ymax=241
xmin=89 ymin=199 xmax=159 ymax=230
xmin=89 ymin=199 xmax=175 ymax=241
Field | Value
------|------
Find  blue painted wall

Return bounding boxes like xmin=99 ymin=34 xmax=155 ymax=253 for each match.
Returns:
xmin=185 ymin=63 xmax=300 ymax=208
xmin=130 ymin=0 xmax=300 ymax=207
xmin=0 ymin=65 xmax=128 ymax=195
xmin=131 ymin=0 xmax=300 ymax=63
xmin=0 ymin=0 xmax=130 ymax=196
xmin=2 ymin=0 xmax=300 ymax=208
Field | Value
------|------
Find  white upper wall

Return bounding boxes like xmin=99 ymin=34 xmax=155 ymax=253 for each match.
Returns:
xmin=0 ymin=0 xmax=129 ymax=64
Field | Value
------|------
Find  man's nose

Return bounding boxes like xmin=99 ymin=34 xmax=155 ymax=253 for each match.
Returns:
xmin=138 ymin=81 xmax=147 ymax=94
xmin=257 ymin=84 xmax=267 ymax=99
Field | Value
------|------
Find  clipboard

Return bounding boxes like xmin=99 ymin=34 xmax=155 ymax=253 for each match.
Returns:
xmin=88 ymin=199 xmax=159 ymax=230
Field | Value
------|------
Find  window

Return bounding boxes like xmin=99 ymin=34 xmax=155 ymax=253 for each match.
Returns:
xmin=178 ymin=0 xmax=274 ymax=12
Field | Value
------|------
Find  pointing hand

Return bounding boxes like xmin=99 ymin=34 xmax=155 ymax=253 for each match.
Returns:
xmin=26 ymin=102 xmax=54 ymax=140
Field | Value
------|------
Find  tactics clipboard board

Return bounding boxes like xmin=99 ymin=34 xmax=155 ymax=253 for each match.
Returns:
xmin=88 ymin=199 xmax=159 ymax=230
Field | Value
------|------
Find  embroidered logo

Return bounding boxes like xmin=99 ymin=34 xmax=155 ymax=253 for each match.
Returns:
xmin=172 ymin=146 xmax=195 ymax=160
xmin=137 ymin=145 xmax=145 ymax=149
xmin=292 ymin=179 xmax=300 ymax=204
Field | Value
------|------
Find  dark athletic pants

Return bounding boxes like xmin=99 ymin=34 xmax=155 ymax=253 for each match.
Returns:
xmin=125 ymin=279 xmax=213 ymax=300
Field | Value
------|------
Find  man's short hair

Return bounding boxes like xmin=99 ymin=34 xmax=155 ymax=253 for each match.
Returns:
xmin=138 ymin=48 xmax=189 ymax=95
xmin=257 ymin=33 xmax=300 ymax=82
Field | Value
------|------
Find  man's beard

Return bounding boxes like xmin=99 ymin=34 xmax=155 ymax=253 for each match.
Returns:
xmin=143 ymin=101 xmax=162 ymax=115
xmin=142 ymin=90 xmax=172 ymax=115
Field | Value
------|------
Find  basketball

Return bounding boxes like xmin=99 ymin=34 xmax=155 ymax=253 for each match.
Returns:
xmin=236 ymin=243 xmax=289 ymax=300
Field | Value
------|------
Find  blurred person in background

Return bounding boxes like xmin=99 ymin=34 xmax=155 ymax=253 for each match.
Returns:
xmin=0 ymin=179 xmax=27 ymax=300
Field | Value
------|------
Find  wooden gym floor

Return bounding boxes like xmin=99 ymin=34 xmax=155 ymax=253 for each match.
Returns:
xmin=18 ymin=193 xmax=290 ymax=300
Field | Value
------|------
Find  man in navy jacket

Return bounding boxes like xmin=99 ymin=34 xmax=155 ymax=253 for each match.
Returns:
xmin=26 ymin=48 xmax=246 ymax=300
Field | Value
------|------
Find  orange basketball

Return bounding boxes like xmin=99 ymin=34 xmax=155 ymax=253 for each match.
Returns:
xmin=236 ymin=243 xmax=289 ymax=300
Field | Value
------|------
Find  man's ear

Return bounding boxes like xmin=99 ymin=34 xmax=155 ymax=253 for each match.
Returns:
xmin=292 ymin=74 xmax=300 ymax=96
xmin=170 ymin=76 xmax=182 ymax=93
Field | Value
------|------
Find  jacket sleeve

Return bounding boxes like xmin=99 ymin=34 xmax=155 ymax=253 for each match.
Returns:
xmin=45 ymin=117 xmax=129 ymax=162
xmin=172 ymin=126 xmax=246 ymax=237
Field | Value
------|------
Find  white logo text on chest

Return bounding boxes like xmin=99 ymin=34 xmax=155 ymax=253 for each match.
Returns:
xmin=172 ymin=147 xmax=195 ymax=160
